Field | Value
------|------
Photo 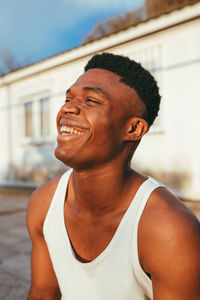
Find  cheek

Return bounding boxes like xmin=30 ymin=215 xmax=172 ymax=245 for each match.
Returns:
xmin=89 ymin=113 xmax=112 ymax=138
xmin=56 ymin=110 xmax=62 ymax=129
xmin=91 ymin=119 xmax=121 ymax=151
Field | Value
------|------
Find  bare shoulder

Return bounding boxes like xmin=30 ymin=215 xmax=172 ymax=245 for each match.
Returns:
xmin=141 ymin=185 xmax=200 ymax=235
xmin=138 ymin=186 xmax=200 ymax=296
xmin=139 ymin=186 xmax=200 ymax=265
xmin=27 ymin=176 xmax=61 ymax=238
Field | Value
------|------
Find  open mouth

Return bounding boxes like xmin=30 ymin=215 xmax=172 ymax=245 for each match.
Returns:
xmin=59 ymin=125 xmax=84 ymax=136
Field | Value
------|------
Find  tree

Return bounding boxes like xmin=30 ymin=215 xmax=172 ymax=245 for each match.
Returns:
xmin=0 ymin=49 xmax=22 ymax=75
xmin=82 ymin=6 xmax=145 ymax=44
xmin=82 ymin=0 xmax=198 ymax=44
xmin=146 ymin=0 xmax=199 ymax=18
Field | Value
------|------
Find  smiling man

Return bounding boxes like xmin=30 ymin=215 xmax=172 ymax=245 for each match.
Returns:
xmin=27 ymin=53 xmax=200 ymax=300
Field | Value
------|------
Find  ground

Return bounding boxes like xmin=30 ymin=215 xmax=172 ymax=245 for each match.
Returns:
xmin=0 ymin=189 xmax=32 ymax=300
xmin=0 ymin=188 xmax=199 ymax=300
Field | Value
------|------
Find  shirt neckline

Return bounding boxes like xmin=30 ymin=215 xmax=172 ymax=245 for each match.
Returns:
xmin=60 ymin=169 xmax=150 ymax=267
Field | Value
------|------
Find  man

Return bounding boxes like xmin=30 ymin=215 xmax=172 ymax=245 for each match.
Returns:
xmin=27 ymin=53 xmax=200 ymax=300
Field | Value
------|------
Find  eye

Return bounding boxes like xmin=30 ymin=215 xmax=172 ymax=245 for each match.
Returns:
xmin=86 ymin=98 xmax=100 ymax=104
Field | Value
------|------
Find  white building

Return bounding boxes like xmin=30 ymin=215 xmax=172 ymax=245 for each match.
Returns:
xmin=0 ymin=2 xmax=200 ymax=200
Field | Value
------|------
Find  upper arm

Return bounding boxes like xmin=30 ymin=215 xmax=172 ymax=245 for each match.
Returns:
xmin=139 ymin=188 xmax=200 ymax=300
xmin=27 ymin=181 xmax=61 ymax=300
xmin=151 ymin=217 xmax=200 ymax=300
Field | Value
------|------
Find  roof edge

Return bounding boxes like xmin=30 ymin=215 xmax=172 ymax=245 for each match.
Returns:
xmin=0 ymin=2 xmax=199 ymax=85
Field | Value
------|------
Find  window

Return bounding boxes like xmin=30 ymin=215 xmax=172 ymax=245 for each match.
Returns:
xmin=25 ymin=101 xmax=33 ymax=137
xmin=22 ymin=91 xmax=50 ymax=143
xmin=40 ymin=97 xmax=49 ymax=137
xmin=130 ymin=44 xmax=162 ymax=77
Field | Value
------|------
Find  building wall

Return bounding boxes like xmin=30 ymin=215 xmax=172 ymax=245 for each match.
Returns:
xmin=0 ymin=4 xmax=199 ymax=199
xmin=112 ymin=17 xmax=200 ymax=199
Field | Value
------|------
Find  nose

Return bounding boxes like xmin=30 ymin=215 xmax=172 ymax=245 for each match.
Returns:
xmin=61 ymin=101 xmax=81 ymax=115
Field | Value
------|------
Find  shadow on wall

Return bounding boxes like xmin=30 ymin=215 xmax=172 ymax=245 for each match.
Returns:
xmin=144 ymin=169 xmax=192 ymax=197
xmin=7 ymin=144 xmax=67 ymax=184
xmin=6 ymin=146 xmax=192 ymax=198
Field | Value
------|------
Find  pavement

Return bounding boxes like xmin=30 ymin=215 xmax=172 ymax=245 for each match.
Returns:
xmin=0 ymin=188 xmax=200 ymax=300
xmin=0 ymin=189 xmax=33 ymax=300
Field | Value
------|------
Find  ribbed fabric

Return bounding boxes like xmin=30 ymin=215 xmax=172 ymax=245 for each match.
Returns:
xmin=43 ymin=169 xmax=164 ymax=300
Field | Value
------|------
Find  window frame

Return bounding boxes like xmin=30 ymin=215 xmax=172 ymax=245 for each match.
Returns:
xmin=21 ymin=91 xmax=52 ymax=144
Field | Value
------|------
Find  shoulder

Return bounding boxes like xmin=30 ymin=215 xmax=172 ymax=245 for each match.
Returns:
xmin=138 ymin=185 xmax=200 ymax=281
xmin=27 ymin=175 xmax=62 ymax=238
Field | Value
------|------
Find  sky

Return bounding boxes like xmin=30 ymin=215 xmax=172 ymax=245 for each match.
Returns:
xmin=0 ymin=0 xmax=144 ymax=73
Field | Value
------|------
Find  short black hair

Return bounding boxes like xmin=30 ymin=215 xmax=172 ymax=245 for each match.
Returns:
xmin=85 ymin=52 xmax=161 ymax=127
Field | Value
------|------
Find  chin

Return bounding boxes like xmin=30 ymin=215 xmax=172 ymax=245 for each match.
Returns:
xmin=55 ymin=146 xmax=71 ymax=166
xmin=54 ymin=146 xmax=82 ymax=170
xmin=55 ymin=147 xmax=96 ymax=171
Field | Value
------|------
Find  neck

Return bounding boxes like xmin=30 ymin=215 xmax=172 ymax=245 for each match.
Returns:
xmin=68 ymin=160 xmax=135 ymax=216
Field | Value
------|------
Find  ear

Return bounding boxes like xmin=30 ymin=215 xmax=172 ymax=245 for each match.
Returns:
xmin=124 ymin=117 xmax=149 ymax=142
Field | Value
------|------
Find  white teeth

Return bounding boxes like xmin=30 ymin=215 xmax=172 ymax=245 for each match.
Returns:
xmin=60 ymin=125 xmax=83 ymax=135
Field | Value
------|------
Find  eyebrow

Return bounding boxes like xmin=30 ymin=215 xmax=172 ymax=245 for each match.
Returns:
xmin=66 ymin=87 xmax=109 ymax=97
xmin=83 ymin=86 xmax=108 ymax=96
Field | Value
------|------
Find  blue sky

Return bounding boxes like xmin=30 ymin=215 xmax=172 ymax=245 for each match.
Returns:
xmin=0 ymin=0 xmax=144 ymax=72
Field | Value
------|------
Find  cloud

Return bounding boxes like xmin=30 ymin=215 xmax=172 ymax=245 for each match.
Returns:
xmin=0 ymin=0 xmax=144 ymax=70
xmin=60 ymin=0 xmax=145 ymax=20
xmin=67 ymin=0 xmax=141 ymax=10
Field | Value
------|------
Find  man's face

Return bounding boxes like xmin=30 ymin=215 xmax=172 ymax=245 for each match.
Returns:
xmin=55 ymin=68 xmax=141 ymax=170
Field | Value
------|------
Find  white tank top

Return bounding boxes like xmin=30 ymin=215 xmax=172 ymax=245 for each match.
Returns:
xmin=43 ymin=169 xmax=164 ymax=300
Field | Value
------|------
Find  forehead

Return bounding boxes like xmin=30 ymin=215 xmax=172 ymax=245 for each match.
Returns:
xmin=68 ymin=68 xmax=145 ymax=118
xmin=75 ymin=68 xmax=121 ymax=87
xmin=70 ymin=68 xmax=138 ymax=104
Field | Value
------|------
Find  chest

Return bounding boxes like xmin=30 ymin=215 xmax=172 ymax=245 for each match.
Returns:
xmin=64 ymin=205 xmax=126 ymax=262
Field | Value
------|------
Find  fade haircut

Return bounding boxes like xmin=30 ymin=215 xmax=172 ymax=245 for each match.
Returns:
xmin=85 ymin=52 xmax=161 ymax=127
